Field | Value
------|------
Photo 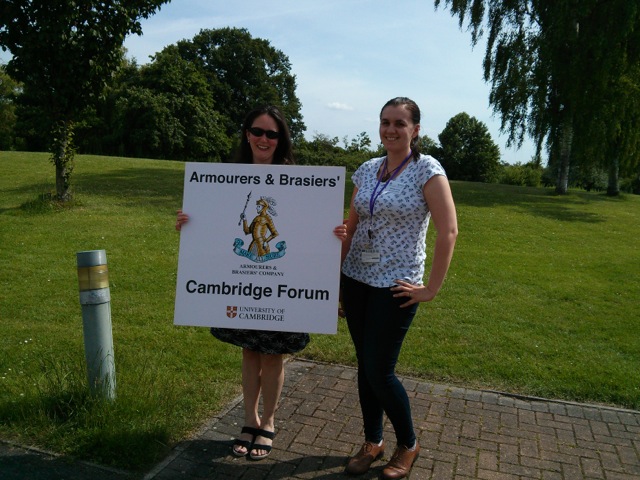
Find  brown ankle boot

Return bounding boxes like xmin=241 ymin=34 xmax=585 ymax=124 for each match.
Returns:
xmin=381 ymin=443 xmax=420 ymax=479
xmin=345 ymin=440 xmax=385 ymax=475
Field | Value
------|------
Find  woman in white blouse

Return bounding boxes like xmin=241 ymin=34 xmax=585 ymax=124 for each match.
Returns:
xmin=337 ymin=97 xmax=458 ymax=479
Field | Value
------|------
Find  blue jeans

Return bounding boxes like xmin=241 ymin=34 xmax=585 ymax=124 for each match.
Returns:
xmin=341 ymin=274 xmax=418 ymax=447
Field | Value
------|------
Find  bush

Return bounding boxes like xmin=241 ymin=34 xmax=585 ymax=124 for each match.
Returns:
xmin=620 ymin=174 xmax=640 ymax=194
xmin=500 ymin=162 xmax=542 ymax=187
xmin=294 ymin=135 xmax=372 ymax=172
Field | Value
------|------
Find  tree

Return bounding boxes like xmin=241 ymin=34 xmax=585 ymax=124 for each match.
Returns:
xmin=434 ymin=1 xmax=640 ymax=195
xmin=0 ymin=0 xmax=169 ymax=200
xmin=82 ymin=46 xmax=230 ymax=161
xmin=173 ymin=28 xmax=305 ymax=141
xmin=571 ymin=24 xmax=640 ymax=196
xmin=77 ymin=29 xmax=304 ymax=162
xmin=0 ymin=64 xmax=19 ymax=150
xmin=73 ymin=55 xmax=140 ymax=156
xmin=344 ymin=132 xmax=372 ymax=153
xmin=416 ymin=134 xmax=440 ymax=158
xmin=294 ymin=134 xmax=343 ymax=167
xmin=438 ymin=112 xmax=501 ymax=182
xmin=434 ymin=0 xmax=579 ymax=193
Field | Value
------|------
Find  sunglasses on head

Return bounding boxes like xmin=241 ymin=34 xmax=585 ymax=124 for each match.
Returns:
xmin=248 ymin=127 xmax=280 ymax=139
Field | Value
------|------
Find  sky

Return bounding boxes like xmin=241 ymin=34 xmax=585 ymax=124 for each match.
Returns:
xmin=2 ymin=0 xmax=537 ymax=164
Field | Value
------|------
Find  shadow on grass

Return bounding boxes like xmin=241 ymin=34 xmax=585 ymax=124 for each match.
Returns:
xmin=0 ymin=354 xmax=175 ymax=473
xmin=515 ymin=203 xmax=604 ymax=223
xmin=6 ymin=165 xmax=622 ymax=226
xmin=73 ymin=166 xmax=185 ymax=207
xmin=2 ymin=165 xmax=185 ymax=215
xmin=451 ymin=181 xmax=615 ymax=223
xmin=0 ymin=394 xmax=173 ymax=474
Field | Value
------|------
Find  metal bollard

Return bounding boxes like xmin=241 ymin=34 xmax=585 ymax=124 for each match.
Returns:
xmin=76 ymin=250 xmax=116 ymax=400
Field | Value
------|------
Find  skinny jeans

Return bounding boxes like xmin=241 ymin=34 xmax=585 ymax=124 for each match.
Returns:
xmin=341 ymin=274 xmax=418 ymax=447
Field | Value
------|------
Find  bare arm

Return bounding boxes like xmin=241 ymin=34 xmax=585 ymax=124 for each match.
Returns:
xmin=392 ymin=175 xmax=458 ymax=306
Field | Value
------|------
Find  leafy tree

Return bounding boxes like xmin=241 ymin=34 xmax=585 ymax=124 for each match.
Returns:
xmin=295 ymin=134 xmax=343 ymax=167
xmin=433 ymin=0 xmax=578 ymax=192
xmin=438 ymin=112 xmax=501 ymax=182
xmin=73 ymin=56 xmax=140 ymax=155
xmin=434 ymin=0 xmax=640 ymax=195
xmin=0 ymin=64 xmax=19 ymax=150
xmin=574 ymin=61 xmax=640 ymax=196
xmin=173 ymin=27 xmax=305 ymax=141
xmin=343 ymin=132 xmax=372 ymax=153
xmin=0 ymin=0 xmax=169 ymax=200
xmin=82 ymin=46 xmax=230 ymax=161
xmin=416 ymin=134 xmax=440 ymax=158
xmin=132 ymin=47 xmax=230 ymax=161
xmin=572 ymin=3 xmax=640 ymax=196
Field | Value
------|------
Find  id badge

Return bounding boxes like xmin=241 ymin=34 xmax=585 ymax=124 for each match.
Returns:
xmin=386 ymin=183 xmax=404 ymax=194
xmin=361 ymin=249 xmax=381 ymax=263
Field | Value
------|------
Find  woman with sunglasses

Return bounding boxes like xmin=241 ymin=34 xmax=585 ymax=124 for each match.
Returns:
xmin=338 ymin=97 xmax=458 ymax=479
xmin=176 ymin=105 xmax=348 ymax=461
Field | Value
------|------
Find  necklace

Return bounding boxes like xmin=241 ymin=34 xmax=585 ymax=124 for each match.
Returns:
xmin=380 ymin=153 xmax=412 ymax=182
xmin=381 ymin=164 xmax=391 ymax=182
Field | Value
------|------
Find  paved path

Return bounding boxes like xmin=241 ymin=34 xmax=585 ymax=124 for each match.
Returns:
xmin=2 ymin=359 xmax=639 ymax=479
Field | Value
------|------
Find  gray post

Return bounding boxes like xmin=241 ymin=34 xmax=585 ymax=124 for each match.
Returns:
xmin=76 ymin=250 xmax=116 ymax=400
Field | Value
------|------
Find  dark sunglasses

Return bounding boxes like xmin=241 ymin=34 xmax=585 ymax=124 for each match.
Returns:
xmin=248 ymin=127 xmax=280 ymax=139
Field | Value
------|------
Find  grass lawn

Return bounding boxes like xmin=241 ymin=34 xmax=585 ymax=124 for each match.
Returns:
xmin=1 ymin=151 xmax=638 ymax=471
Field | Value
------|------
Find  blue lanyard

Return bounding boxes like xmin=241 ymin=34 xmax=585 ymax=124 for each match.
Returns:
xmin=367 ymin=152 xmax=412 ymax=239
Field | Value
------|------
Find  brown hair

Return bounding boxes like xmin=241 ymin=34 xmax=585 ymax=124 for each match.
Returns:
xmin=380 ymin=97 xmax=421 ymax=160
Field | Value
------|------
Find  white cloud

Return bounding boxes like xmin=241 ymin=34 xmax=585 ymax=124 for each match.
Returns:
xmin=326 ymin=102 xmax=355 ymax=111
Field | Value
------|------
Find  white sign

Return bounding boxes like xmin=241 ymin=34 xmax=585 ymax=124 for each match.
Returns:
xmin=174 ymin=162 xmax=346 ymax=334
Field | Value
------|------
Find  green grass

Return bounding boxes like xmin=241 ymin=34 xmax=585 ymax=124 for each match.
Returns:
xmin=1 ymin=151 xmax=639 ymax=472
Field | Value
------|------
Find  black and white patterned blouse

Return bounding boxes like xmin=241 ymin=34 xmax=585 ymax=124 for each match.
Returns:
xmin=342 ymin=154 xmax=446 ymax=288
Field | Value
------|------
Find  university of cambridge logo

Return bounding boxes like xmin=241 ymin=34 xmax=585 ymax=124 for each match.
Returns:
xmin=226 ymin=306 xmax=238 ymax=318
xmin=233 ymin=191 xmax=287 ymax=263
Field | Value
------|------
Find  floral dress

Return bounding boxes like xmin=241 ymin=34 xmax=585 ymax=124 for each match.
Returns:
xmin=210 ymin=327 xmax=310 ymax=354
